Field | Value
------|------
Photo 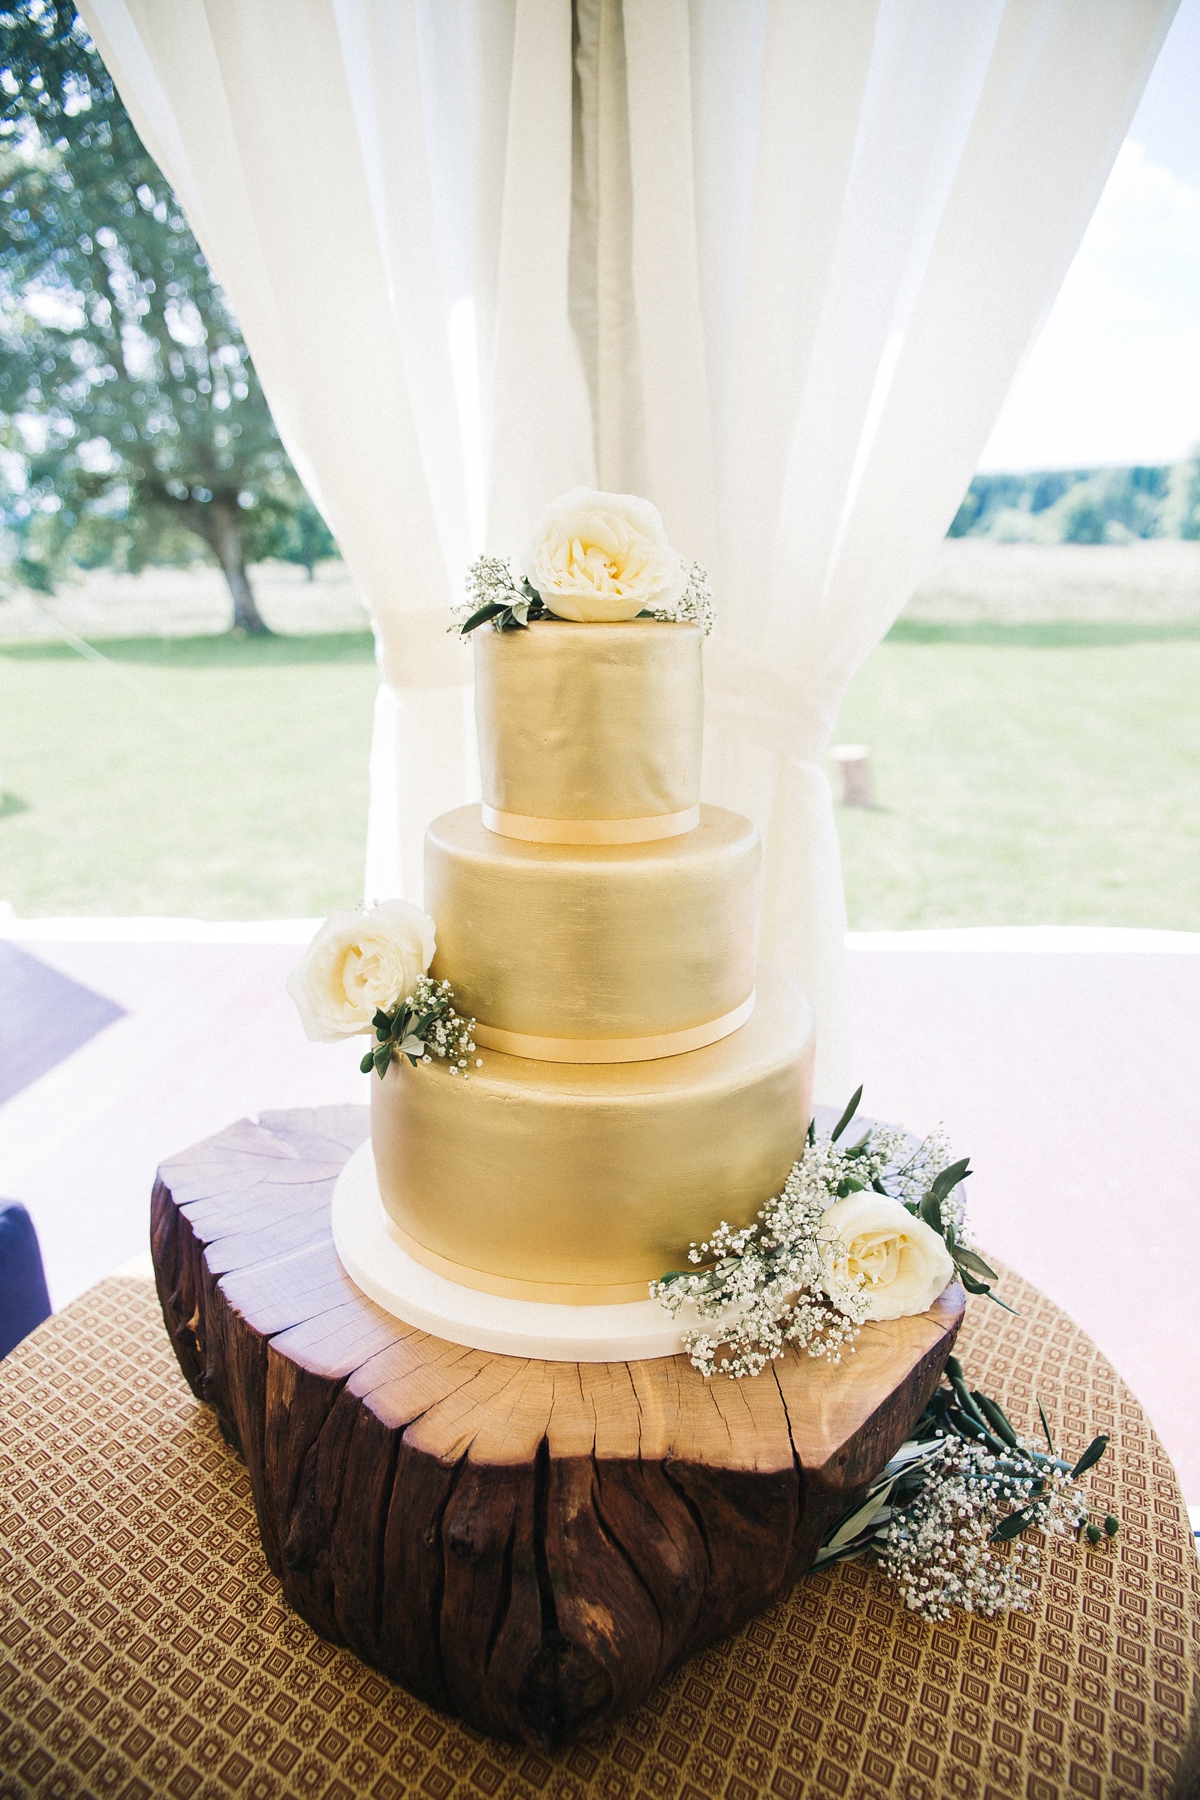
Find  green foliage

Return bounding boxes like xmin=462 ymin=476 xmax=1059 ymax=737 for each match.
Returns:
xmin=360 ymin=979 xmax=478 ymax=1079
xmin=828 ymin=1084 xmax=863 ymax=1143
xmin=945 ymin=487 xmax=982 ymax=536
xmin=1070 ymin=1435 xmax=1110 ymax=1480
xmin=813 ymin=1358 xmax=1116 ymax=1618
xmin=0 ymin=2 xmax=335 ymax=628
xmin=948 ymin=462 xmax=1182 ymax=544
xmin=265 ymin=497 xmax=339 ymax=577
xmin=1040 ymin=484 xmax=1108 ymax=545
xmin=63 ymin=508 xmax=206 ymax=574
xmin=1158 ymin=454 xmax=1200 ymax=540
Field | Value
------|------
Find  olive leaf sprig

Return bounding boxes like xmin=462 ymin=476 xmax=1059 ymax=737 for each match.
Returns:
xmin=906 ymin=1155 xmax=1013 ymax=1308
xmin=456 ymin=557 xmax=552 ymax=635
xmin=932 ymin=1356 xmax=1112 ymax=1540
xmin=359 ymin=974 xmax=479 ymax=1080
xmin=813 ymin=1355 xmax=1116 ymax=1619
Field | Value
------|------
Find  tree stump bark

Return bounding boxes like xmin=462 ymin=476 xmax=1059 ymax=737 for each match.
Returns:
xmin=150 ymin=1105 xmax=964 ymax=1748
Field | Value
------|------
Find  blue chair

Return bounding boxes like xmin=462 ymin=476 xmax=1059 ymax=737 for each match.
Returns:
xmin=0 ymin=1202 xmax=52 ymax=1359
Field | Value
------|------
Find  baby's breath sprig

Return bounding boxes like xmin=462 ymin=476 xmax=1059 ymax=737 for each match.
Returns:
xmin=637 ymin=561 xmax=715 ymax=635
xmin=812 ymin=1355 xmax=1117 ymax=1620
xmin=360 ymin=974 xmax=480 ymax=1081
xmin=654 ymin=1087 xmax=1011 ymax=1381
xmin=454 ymin=553 xmax=718 ymax=637
xmin=454 ymin=556 xmax=552 ymax=635
xmin=651 ymin=1162 xmax=871 ymax=1379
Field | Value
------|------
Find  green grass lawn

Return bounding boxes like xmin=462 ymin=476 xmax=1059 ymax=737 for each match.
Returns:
xmin=832 ymin=620 xmax=1200 ymax=930
xmin=2 ymin=553 xmax=1199 ymax=928
xmin=0 ymin=633 xmax=378 ymax=917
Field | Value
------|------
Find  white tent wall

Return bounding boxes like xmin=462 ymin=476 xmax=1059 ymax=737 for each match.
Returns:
xmin=81 ymin=0 xmax=1177 ymax=1101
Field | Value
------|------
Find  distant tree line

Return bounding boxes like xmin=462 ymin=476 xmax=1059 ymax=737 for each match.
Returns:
xmin=0 ymin=1 xmax=337 ymax=635
xmin=949 ymin=456 xmax=1200 ymax=544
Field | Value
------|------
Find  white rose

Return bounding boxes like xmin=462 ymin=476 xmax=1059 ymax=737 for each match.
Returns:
xmin=525 ymin=486 xmax=686 ymax=623
xmin=286 ymin=900 xmax=436 ymax=1042
xmin=819 ymin=1192 xmax=955 ymax=1322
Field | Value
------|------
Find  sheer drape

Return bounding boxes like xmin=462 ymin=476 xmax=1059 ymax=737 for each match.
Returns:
xmin=82 ymin=0 xmax=1174 ymax=1098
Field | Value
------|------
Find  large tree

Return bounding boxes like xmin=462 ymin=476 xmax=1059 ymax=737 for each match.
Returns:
xmin=0 ymin=1 xmax=310 ymax=632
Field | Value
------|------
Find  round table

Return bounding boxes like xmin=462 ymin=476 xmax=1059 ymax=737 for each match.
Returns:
xmin=1 ymin=1105 xmax=1197 ymax=1799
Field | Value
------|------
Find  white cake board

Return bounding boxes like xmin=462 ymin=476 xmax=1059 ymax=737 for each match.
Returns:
xmin=331 ymin=1139 xmax=695 ymax=1362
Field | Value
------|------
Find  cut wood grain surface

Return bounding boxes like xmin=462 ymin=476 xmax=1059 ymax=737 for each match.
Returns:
xmin=151 ymin=1106 xmax=964 ymax=1747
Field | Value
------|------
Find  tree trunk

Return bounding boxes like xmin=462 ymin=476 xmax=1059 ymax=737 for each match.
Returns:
xmin=223 ymin=557 xmax=270 ymax=634
xmin=210 ymin=500 xmax=270 ymax=634
xmin=162 ymin=491 xmax=272 ymax=635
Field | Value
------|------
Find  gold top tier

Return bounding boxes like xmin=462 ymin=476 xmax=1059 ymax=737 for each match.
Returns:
xmin=474 ymin=620 xmax=703 ymax=843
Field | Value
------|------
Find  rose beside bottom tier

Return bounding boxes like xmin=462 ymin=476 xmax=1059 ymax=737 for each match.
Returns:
xmin=371 ymin=963 xmax=814 ymax=1303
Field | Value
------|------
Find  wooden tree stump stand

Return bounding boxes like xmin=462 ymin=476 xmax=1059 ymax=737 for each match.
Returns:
xmin=151 ymin=1105 xmax=964 ymax=1748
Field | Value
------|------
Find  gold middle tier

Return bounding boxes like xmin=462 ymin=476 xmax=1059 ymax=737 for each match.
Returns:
xmin=426 ymin=803 xmax=760 ymax=1060
xmin=371 ymin=963 xmax=815 ymax=1302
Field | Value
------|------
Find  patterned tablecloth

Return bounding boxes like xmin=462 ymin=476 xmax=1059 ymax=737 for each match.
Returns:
xmin=1 ymin=1262 xmax=1197 ymax=1800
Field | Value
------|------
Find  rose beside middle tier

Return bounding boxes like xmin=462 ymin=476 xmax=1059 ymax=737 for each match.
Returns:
xmin=426 ymin=803 xmax=760 ymax=1060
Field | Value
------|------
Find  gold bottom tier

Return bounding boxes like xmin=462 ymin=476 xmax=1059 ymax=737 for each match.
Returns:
xmin=370 ymin=964 xmax=815 ymax=1303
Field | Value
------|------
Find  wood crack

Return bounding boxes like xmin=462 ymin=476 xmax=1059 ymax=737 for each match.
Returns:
xmin=771 ymin=1359 xmax=807 ymax=1574
xmin=590 ymin=1452 xmax=666 ymax=1644
xmin=427 ymin=1446 xmax=469 ymax=1701
xmin=372 ymin=1427 xmax=403 ymax=1648
xmin=532 ymin=1435 xmax=557 ymax=1648
xmin=660 ymin=1455 xmax=714 ymax=1579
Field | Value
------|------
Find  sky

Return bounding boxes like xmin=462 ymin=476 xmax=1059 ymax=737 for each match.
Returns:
xmin=977 ymin=0 xmax=1200 ymax=472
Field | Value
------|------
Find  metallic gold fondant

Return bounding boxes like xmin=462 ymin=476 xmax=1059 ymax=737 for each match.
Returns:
xmin=475 ymin=619 xmax=703 ymax=823
xmin=383 ymin=1212 xmax=653 ymax=1304
xmin=471 ymin=992 xmax=755 ymax=1064
xmin=426 ymin=804 xmax=760 ymax=1041
xmin=480 ymin=803 xmax=700 ymax=845
xmin=371 ymin=964 xmax=815 ymax=1298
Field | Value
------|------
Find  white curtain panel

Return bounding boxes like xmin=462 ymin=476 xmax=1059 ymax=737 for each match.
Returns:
xmin=82 ymin=0 xmax=1174 ymax=1100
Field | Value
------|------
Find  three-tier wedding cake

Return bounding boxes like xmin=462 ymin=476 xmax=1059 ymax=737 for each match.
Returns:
xmin=270 ymin=497 xmax=1071 ymax=1665
xmin=290 ymin=488 xmax=821 ymax=1360
xmin=372 ymin=617 xmax=815 ymax=1306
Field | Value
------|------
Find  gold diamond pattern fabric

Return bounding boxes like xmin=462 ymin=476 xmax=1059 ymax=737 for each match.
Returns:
xmin=1 ymin=1265 xmax=1197 ymax=1800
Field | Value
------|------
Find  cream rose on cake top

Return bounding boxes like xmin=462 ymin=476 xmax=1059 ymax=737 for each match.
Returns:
xmin=287 ymin=899 xmax=437 ymax=1042
xmin=525 ymin=487 xmax=686 ymax=623
xmin=819 ymin=1192 xmax=954 ymax=1322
